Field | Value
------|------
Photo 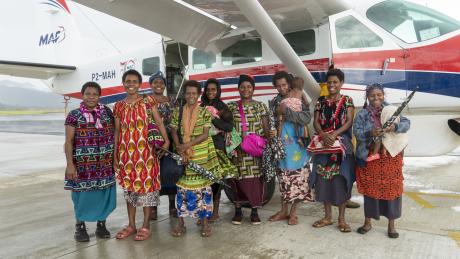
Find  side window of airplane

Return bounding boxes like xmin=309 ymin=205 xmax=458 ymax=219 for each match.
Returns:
xmin=284 ymin=29 xmax=315 ymax=56
xmin=192 ymin=49 xmax=216 ymax=70
xmin=367 ymin=0 xmax=460 ymax=43
xmin=335 ymin=16 xmax=383 ymax=49
xmin=222 ymin=38 xmax=262 ymax=66
xmin=142 ymin=57 xmax=160 ymax=76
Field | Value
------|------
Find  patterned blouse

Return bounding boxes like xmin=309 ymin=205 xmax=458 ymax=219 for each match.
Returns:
xmin=113 ymin=96 xmax=160 ymax=194
xmin=155 ymin=97 xmax=175 ymax=128
xmin=64 ymin=106 xmax=115 ymax=192
xmin=170 ymin=106 xmax=223 ymax=190
xmin=315 ymin=95 xmax=354 ymax=135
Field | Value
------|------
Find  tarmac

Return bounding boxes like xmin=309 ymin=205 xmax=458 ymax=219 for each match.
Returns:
xmin=0 ymin=132 xmax=459 ymax=259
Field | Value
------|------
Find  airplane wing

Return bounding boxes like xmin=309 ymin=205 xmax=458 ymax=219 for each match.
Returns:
xmin=74 ymin=0 xmax=350 ymax=51
xmin=0 ymin=60 xmax=76 ymax=80
xmin=74 ymin=0 xmax=232 ymax=51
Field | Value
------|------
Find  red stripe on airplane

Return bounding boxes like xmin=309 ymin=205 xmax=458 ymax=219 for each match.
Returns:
xmin=333 ymin=34 xmax=460 ymax=72
xmin=189 ymin=58 xmax=330 ymax=81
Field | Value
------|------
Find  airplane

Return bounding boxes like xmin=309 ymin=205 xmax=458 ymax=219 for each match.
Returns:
xmin=1 ymin=0 xmax=460 ymax=158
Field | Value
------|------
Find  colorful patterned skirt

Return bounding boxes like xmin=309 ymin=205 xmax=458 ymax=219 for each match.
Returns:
xmin=176 ymin=186 xmax=213 ymax=219
xmin=124 ymin=190 xmax=160 ymax=207
xmin=356 ymin=153 xmax=404 ymax=200
xmin=277 ymin=166 xmax=314 ymax=203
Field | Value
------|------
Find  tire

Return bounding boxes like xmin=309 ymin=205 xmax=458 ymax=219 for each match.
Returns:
xmin=223 ymin=177 xmax=276 ymax=207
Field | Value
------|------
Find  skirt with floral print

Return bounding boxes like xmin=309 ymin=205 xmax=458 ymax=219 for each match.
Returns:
xmin=277 ymin=166 xmax=315 ymax=203
xmin=176 ymin=186 xmax=213 ymax=219
xmin=124 ymin=190 xmax=160 ymax=207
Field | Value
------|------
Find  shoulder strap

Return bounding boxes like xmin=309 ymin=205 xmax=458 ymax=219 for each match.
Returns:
xmin=238 ymin=100 xmax=248 ymax=132
xmin=177 ymin=105 xmax=184 ymax=144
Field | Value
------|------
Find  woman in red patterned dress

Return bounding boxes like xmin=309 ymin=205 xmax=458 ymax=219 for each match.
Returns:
xmin=354 ymin=83 xmax=410 ymax=238
xmin=113 ymin=69 xmax=170 ymax=241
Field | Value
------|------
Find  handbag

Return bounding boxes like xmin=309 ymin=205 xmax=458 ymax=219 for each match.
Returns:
xmin=307 ymin=96 xmax=346 ymax=155
xmin=160 ymin=104 xmax=185 ymax=180
xmin=143 ymin=96 xmax=165 ymax=149
xmin=238 ymin=100 xmax=266 ymax=157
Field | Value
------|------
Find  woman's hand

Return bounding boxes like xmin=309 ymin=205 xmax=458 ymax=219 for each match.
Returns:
xmin=113 ymin=158 xmax=119 ymax=172
xmin=177 ymin=143 xmax=189 ymax=154
xmin=371 ymin=128 xmax=384 ymax=137
xmin=384 ymin=124 xmax=396 ymax=133
xmin=320 ymin=132 xmax=336 ymax=147
xmin=180 ymin=153 xmax=189 ymax=165
xmin=155 ymin=141 xmax=170 ymax=158
xmin=65 ymin=164 xmax=77 ymax=180
xmin=269 ymin=129 xmax=277 ymax=139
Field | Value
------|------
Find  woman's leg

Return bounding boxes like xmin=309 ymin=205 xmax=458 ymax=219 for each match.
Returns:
xmin=312 ymin=203 xmax=333 ymax=227
xmin=168 ymin=194 xmax=177 ymax=217
xmin=232 ymin=202 xmax=243 ymax=225
xmin=171 ymin=217 xmax=186 ymax=237
xmin=288 ymin=202 xmax=299 ymax=225
xmin=142 ymin=206 xmax=152 ymax=229
xmin=388 ymin=219 xmax=399 ymax=238
xmin=269 ymin=198 xmax=289 ymax=221
xmin=127 ymin=202 xmax=136 ymax=228
xmin=201 ymin=218 xmax=213 ymax=237
xmin=250 ymin=207 xmax=261 ymax=225
xmin=210 ymin=184 xmax=221 ymax=221
xmin=338 ymin=202 xmax=351 ymax=232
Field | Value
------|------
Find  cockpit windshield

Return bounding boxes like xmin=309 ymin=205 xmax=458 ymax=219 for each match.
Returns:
xmin=367 ymin=0 xmax=460 ymax=43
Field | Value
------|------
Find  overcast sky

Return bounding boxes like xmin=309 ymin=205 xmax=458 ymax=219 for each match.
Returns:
xmin=1 ymin=0 xmax=459 ymax=92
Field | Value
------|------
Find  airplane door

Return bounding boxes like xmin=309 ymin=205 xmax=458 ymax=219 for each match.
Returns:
xmin=328 ymin=10 xmax=407 ymax=104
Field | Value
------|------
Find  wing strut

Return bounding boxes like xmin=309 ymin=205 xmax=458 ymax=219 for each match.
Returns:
xmin=233 ymin=0 xmax=320 ymax=103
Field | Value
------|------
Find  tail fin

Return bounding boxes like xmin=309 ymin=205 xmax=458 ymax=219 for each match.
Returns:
xmin=0 ymin=0 xmax=78 ymax=77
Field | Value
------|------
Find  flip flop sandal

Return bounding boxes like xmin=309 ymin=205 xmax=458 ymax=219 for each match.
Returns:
xmin=134 ymin=227 xmax=151 ymax=241
xmin=388 ymin=231 xmax=399 ymax=238
xmin=269 ymin=213 xmax=289 ymax=222
xmin=357 ymin=226 xmax=372 ymax=234
xmin=201 ymin=226 xmax=213 ymax=237
xmin=288 ymin=216 xmax=299 ymax=225
xmin=171 ymin=225 xmax=186 ymax=238
xmin=312 ymin=219 xmax=333 ymax=228
xmin=115 ymin=226 xmax=137 ymax=240
xmin=338 ymin=223 xmax=351 ymax=233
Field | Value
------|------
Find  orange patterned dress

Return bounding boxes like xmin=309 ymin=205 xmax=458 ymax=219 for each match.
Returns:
xmin=113 ymin=96 xmax=160 ymax=194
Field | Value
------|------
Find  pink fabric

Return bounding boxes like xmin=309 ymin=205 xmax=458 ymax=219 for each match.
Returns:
xmin=280 ymin=98 xmax=302 ymax=112
xmin=79 ymin=102 xmax=103 ymax=129
xmin=205 ymin=106 xmax=220 ymax=118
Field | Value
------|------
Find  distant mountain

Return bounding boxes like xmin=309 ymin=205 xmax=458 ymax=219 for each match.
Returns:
xmin=0 ymin=80 xmax=78 ymax=109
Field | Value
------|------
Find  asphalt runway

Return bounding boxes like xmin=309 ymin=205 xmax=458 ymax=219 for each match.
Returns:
xmin=0 ymin=132 xmax=459 ymax=258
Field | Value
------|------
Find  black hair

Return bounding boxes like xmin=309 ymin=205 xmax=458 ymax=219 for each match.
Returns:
xmin=363 ymin=83 xmax=385 ymax=108
xmin=272 ymin=71 xmax=293 ymax=87
xmin=149 ymin=70 xmax=166 ymax=85
xmin=201 ymin=78 xmax=221 ymax=105
xmin=81 ymin=81 xmax=102 ymax=96
xmin=122 ymin=69 xmax=142 ymax=83
xmin=326 ymin=68 xmax=345 ymax=82
xmin=183 ymin=80 xmax=202 ymax=94
xmin=238 ymin=74 xmax=255 ymax=89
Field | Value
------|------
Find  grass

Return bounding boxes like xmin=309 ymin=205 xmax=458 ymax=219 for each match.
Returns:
xmin=0 ymin=109 xmax=64 ymax=116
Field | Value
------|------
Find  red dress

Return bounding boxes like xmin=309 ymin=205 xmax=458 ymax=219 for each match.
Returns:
xmin=113 ymin=96 xmax=160 ymax=194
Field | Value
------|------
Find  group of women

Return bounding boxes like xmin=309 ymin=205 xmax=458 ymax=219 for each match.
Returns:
xmin=64 ymin=67 xmax=410 ymax=242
